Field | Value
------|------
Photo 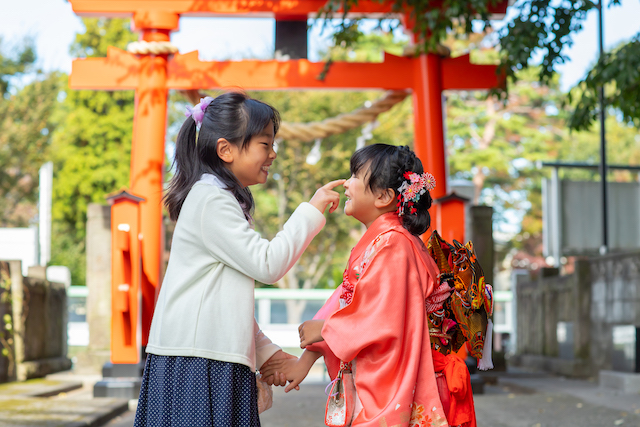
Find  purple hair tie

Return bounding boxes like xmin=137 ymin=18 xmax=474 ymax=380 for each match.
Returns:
xmin=185 ymin=96 xmax=214 ymax=129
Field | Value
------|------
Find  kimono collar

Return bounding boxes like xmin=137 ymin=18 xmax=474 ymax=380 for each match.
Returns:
xmin=350 ymin=212 xmax=406 ymax=261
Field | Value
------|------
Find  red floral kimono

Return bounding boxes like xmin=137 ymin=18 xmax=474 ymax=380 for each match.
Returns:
xmin=308 ymin=212 xmax=449 ymax=427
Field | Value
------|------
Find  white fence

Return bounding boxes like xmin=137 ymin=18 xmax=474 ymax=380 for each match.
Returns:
xmin=255 ymin=288 xmax=334 ymax=349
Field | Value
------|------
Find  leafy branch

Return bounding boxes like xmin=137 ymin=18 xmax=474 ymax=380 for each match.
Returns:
xmin=566 ymin=34 xmax=640 ymax=130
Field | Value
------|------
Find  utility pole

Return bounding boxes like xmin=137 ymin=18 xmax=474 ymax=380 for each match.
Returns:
xmin=598 ymin=1 xmax=608 ymax=255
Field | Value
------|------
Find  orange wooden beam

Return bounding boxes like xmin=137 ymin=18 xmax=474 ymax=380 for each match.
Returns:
xmin=70 ymin=47 xmax=141 ymax=90
xmin=441 ymin=54 xmax=504 ymax=91
xmin=70 ymin=48 xmax=502 ymax=92
xmin=167 ymin=51 xmax=417 ymax=90
xmin=70 ymin=0 xmax=393 ymax=17
xmin=70 ymin=0 xmax=508 ymax=17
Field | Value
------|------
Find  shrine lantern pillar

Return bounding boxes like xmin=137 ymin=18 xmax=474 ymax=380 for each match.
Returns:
xmin=106 ymin=190 xmax=145 ymax=365
xmin=129 ymin=10 xmax=179 ymax=345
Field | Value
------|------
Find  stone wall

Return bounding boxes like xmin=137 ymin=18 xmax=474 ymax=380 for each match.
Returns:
xmin=0 ymin=260 xmax=71 ymax=382
xmin=589 ymin=251 xmax=640 ymax=372
xmin=513 ymin=251 xmax=640 ymax=378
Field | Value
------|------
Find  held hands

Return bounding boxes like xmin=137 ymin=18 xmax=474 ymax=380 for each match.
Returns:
xmin=299 ymin=319 xmax=325 ymax=348
xmin=259 ymin=350 xmax=300 ymax=390
xmin=309 ymin=179 xmax=346 ymax=214
xmin=261 ymin=350 xmax=321 ymax=393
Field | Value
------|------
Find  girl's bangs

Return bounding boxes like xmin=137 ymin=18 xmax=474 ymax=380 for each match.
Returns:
xmin=350 ymin=148 xmax=370 ymax=177
xmin=243 ymin=99 xmax=281 ymax=145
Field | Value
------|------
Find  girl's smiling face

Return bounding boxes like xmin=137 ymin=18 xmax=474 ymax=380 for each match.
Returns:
xmin=343 ymin=166 xmax=380 ymax=228
xmin=227 ymin=123 xmax=277 ymax=187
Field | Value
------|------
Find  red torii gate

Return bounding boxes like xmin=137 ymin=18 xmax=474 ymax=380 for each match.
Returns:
xmin=69 ymin=0 xmax=506 ymax=365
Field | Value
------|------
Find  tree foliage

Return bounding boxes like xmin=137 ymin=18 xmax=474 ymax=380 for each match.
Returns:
xmin=0 ymin=37 xmax=36 ymax=96
xmin=49 ymin=18 xmax=137 ymax=284
xmin=568 ymin=34 xmax=640 ymax=130
xmin=447 ymin=69 xmax=567 ymax=249
xmin=318 ymin=0 xmax=496 ymax=53
xmin=447 ymin=67 xmax=640 ymax=257
xmin=497 ymin=0 xmax=598 ymax=87
xmin=0 ymin=37 xmax=60 ymax=227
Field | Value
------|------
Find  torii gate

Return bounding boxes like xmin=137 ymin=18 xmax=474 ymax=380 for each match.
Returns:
xmin=69 ymin=0 xmax=507 ymax=366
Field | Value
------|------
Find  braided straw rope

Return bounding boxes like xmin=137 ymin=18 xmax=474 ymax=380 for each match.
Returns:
xmin=278 ymin=90 xmax=409 ymax=142
xmin=127 ymin=41 xmax=179 ymax=55
xmin=180 ymin=89 xmax=409 ymax=142
xmin=277 ymin=90 xmax=409 ymax=141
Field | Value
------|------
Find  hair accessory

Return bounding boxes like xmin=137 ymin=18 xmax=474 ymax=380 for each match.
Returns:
xmin=185 ymin=96 xmax=214 ymax=129
xmin=396 ymin=171 xmax=436 ymax=216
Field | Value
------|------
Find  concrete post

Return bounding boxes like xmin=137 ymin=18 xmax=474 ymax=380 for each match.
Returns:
xmin=9 ymin=261 xmax=24 ymax=381
xmin=470 ymin=206 xmax=494 ymax=287
xmin=86 ymin=204 xmax=112 ymax=369
xmin=573 ymin=259 xmax=592 ymax=360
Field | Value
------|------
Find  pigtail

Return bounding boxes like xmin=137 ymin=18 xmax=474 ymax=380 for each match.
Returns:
xmin=164 ymin=117 xmax=202 ymax=221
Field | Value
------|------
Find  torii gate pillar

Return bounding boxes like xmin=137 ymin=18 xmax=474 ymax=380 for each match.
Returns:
xmin=128 ymin=11 xmax=178 ymax=349
xmin=413 ymin=53 xmax=448 ymax=213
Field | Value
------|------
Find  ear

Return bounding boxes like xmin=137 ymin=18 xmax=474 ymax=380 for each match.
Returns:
xmin=374 ymin=188 xmax=396 ymax=210
xmin=216 ymin=138 xmax=234 ymax=164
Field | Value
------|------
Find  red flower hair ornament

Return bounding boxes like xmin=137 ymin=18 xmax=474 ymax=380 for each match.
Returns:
xmin=396 ymin=171 xmax=436 ymax=216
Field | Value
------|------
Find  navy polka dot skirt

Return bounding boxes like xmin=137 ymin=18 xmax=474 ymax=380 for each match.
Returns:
xmin=134 ymin=354 xmax=260 ymax=427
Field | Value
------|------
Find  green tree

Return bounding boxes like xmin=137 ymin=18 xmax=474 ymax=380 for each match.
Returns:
xmin=446 ymin=69 xmax=567 ymax=249
xmin=446 ymin=66 xmax=640 ymax=257
xmin=49 ymin=18 xmax=137 ymax=285
xmin=568 ymin=35 xmax=640 ymax=130
xmin=0 ymin=37 xmax=35 ymax=96
xmin=0 ymin=73 xmax=63 ymax=227
xmin=0 ymin=37 xmax=60 ymax=227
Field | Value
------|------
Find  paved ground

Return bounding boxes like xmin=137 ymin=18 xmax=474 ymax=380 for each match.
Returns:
xmin=0 ymin=373 xmax=130 ymax=427
xmin=2 ymin=368 xmax=639 ymax=426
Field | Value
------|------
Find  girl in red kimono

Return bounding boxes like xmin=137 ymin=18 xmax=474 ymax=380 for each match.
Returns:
xmin=263 ymin=144 xmax=449 ymax=427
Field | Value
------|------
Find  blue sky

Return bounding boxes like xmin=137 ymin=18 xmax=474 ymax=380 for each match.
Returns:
xmin=1 ymin=0 xmax=640 ymax=91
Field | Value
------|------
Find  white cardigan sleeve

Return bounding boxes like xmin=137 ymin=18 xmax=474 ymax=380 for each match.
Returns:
xmin=254 ymin=319 xmax=281 ymax=370
xmin=200 ymin=190 xmax=326 ymax=284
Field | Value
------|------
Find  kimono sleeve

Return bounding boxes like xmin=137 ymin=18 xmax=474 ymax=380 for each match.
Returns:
xmin=321 ymin=232 xmax=419 ymax=363
xmin=306 ymin=286 xmax=342 ymax=378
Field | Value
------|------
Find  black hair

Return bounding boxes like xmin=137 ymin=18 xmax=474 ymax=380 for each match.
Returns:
xmin=350 ymin=144 xmax=433 ymax=236
xmin=164 ymin=91 xmax=281 ymax=221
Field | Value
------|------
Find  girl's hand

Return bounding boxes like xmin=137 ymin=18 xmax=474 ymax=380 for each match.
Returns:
xmin=259 ymin=350 xmax=300 ymax=390
xmin=299 ymin=319 xmax=325 ymax=348
xmin=309 ymin=179 xmax=346 ymax=214
xmin=261 ymin=350 xmax=320 ymax=393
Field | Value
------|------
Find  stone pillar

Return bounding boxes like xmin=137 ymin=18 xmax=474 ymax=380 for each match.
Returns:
xmin=86 ymin=204 xmax=112 ymax=370
xmin=573 ymin=259 xmax=592 ymax=361
xmin=470 ymin=206 xmax=494 ymax=287
xmin=9 ymin=261 xmax=24 ymax=382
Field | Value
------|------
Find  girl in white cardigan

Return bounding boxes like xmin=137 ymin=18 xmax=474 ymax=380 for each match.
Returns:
xmin=134 ymin=92 xmax=343 ymax=427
